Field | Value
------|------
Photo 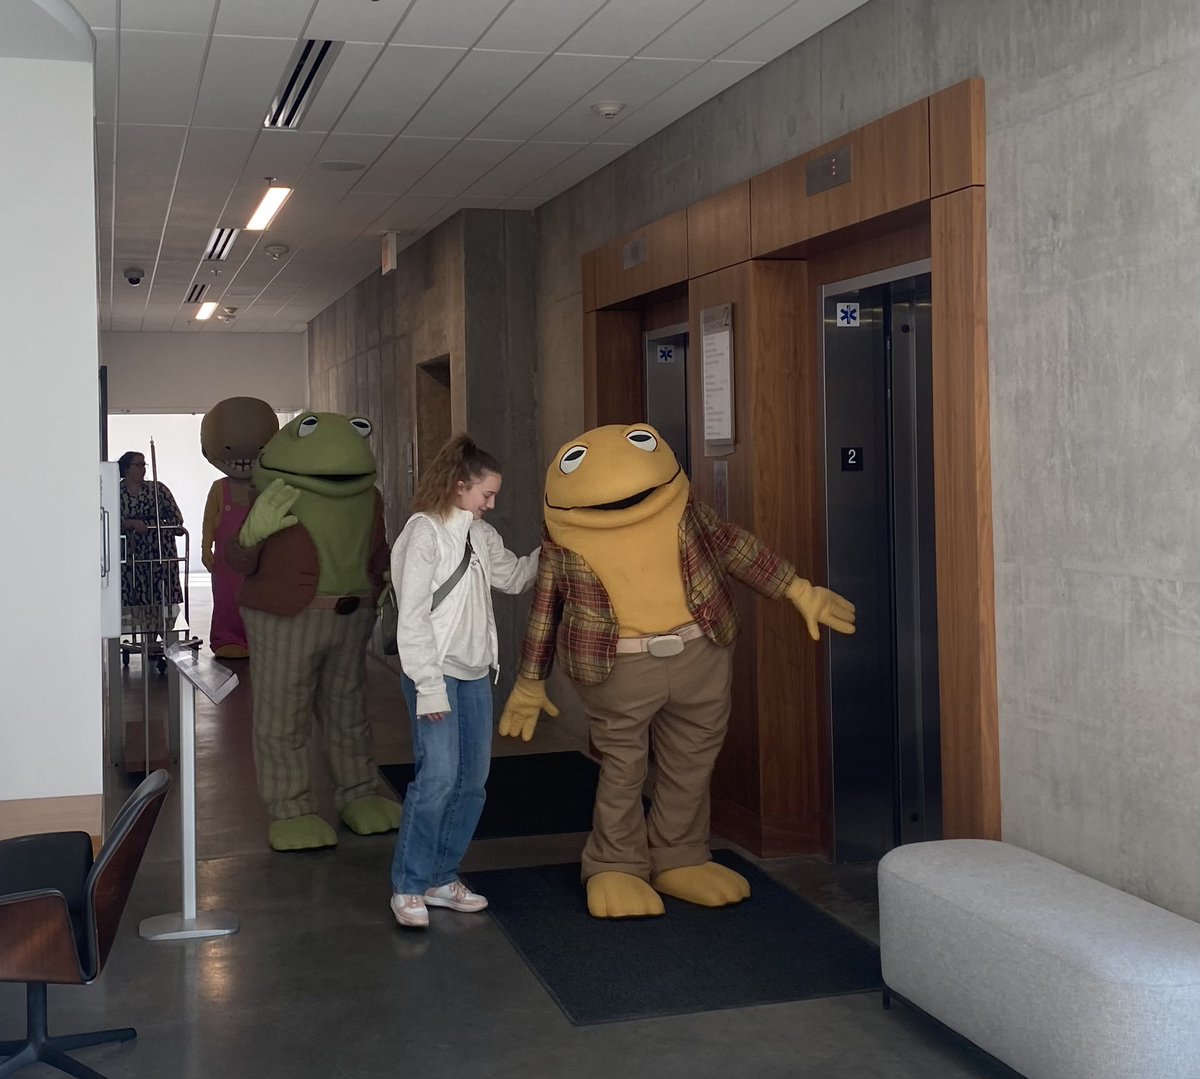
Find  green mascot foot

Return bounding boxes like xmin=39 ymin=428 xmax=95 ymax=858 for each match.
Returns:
xmin=652 ymin=862 xmax=751 ymax=907
xmin=340 ymin=795 xmax=403 ymax=836
xmin=586 ymin=871 xmax=665 ymax=919
xmin=268 ymin=814 xmax=338 ymax=852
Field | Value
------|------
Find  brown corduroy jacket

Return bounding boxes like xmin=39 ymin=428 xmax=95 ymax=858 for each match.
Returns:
xmin=225 ymin=489 xmax=388 ymax=617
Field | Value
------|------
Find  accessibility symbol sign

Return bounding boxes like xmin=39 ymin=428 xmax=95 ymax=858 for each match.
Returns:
xmin=837 ymin=302 xmax=860 ymax=327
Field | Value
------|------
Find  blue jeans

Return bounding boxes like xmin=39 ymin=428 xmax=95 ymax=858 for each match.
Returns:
xmin=390 ymin=673 xmax=492 ymax=895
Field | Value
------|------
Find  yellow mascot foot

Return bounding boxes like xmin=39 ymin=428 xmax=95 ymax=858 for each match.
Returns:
xmin=213 ymin=644 xmax=249 ymax=659
xmin=586 ymin=872 xmax=665 ymax=919
xmin=651 ymin=862 xmax=751 ymax=907
xmin=268 ymin=814 xmax=337 ymax=851
xmin=340 ymin=795 xmax=402 ymax=835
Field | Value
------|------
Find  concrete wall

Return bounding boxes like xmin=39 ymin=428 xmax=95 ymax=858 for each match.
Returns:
xmin=530 ymin=0 xmax=1200 ymax=917
xmin=307 ymin=211 xmax=541 ymax=710
xmin=102 ymin=331 xmax=308 ymax=413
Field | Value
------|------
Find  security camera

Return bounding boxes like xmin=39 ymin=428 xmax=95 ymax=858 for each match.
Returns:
xmin=124 ymin=267 xmax=144 ymax=286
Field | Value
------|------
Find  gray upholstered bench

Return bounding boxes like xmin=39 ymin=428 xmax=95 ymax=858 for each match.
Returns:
xmin=878 ymin=839 xmax=1200 ymax=1079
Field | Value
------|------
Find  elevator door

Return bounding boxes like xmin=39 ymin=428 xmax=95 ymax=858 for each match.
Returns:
xmin=644 ymin=326 xmax=689 ymax=474
xmin=823 ymin=265 xmax=941 ymax=862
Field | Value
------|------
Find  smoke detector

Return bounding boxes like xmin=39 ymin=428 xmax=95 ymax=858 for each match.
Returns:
xmin=263 ymin=243 xmax=290 ymax=261
xmin=591 ymin=101 xmax=625 ymax=120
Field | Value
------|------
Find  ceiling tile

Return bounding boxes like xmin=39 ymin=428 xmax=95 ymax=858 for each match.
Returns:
xmin=120 ymin=0 xmax=217 ymax=35
xmin=717 ymin=0 xmax=867 ymax=63
xmin=117 ymin=31 xmax=208 ymax=125
xmin=366 ymin=195 xmax=451 ymax=234
xmin=336 ymin=44 xmax=466 ymax=136
xmin=193 ymin=35 xmax=298 ymax=128
xmin=243 ymin=129 xmax=326 ymax=189
xmin=113 ymin=124 xmax=188 ymax=234
xmin=602 ymin=60 xmax=761 ymax=143
xmin=298 ymin=42 xmax=383 ymax=132
xmin=515 ymin=141 xmax=628 ymax=200
xmin=470 ymin=53 xmax=625 ymax=140
xmin=392 ymin=0 xmax=510 ymax=48
xmin=641 ymin=0 xmax=795 ymax=60
xmin=477 ymin=0 xmax=608 ymax=53
xmin=356 ymin=137 xmax=459 ymax=195
xmin=560 ymin=0 xmax=701 ymax=57
xmin=403 ymin=50 xmax=546 ymax=139
xmin=213 ymin=0 xmax=314 ymax=40
xmin=536 ymin=57 xmax=702 ymax=142
xmin=497 ymin=195 xmax=544 ymax=210
xmin=304 ymin=133 xmax=394 ymax=191
xmin=307 ymin=0 xmax=413 ymax=44
xmin=407 ymin=139 xmax=522 ymax=198
xmin=462 ymin=141 xmax=586 ymax=198
xmin=93 ymin=29 xmax=117 ymax=122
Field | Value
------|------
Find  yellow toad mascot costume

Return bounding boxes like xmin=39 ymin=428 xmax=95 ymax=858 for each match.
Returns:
xmin=499 ymin=424 xmax=855 ymax=918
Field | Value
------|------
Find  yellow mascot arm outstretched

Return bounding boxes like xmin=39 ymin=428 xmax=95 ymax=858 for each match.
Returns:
xmin=784 ymin=576 xmax=857 ymax=640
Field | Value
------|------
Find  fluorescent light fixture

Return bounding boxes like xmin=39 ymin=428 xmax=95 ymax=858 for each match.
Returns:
xmin=246 ymin=186 xmax=292 ymax=231
xmin=196 ymin=301 xmax=218 ymax=321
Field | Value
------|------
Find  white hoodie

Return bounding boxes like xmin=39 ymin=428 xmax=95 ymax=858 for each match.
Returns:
xmin=389 ymin=507 xmax=539 ymax=716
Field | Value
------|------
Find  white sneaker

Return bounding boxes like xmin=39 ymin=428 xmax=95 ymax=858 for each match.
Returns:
xmin=424 ymin=880 xmax=488 ymax=912
xmin=390 ymin=893 xmax=429 ymax=928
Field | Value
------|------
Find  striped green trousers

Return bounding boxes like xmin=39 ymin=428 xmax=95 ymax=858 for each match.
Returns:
xmin=242 ymin=605 xmax=381 ymax=821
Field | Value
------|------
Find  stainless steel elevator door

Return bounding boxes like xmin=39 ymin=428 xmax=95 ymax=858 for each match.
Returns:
xmin=823 ymin=267 xmax=940 ymax=863
xmin=644 ymin=327 xmax=689 ymax=474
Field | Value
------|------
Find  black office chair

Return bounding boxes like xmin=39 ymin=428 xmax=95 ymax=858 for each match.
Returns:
xmin=0 ymin=769 xmax=170 ymax=1079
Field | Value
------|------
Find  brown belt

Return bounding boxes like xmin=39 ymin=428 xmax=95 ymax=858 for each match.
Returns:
xmin=614 ymin=622 xmax=704 ymax=657
xmin=307 ymin=594 xmax=372 ymax=614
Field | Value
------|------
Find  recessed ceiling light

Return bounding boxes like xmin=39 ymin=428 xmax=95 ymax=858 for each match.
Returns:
xmin=246 ymin=184 xmax=292 ymax=231
xmin=318 ymin=160 xmax=365 ymax=172
xmin=196 ymin=301 xmax=218 ymax=321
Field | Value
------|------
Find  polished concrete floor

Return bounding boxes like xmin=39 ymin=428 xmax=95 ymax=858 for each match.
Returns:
xmin=1 ymin=580 xmax=1019 ymax=1078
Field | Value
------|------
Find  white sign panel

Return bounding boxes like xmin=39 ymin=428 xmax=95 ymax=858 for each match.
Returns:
xmin=701 ymin=303 xmax=734 ymax=454
xmin=836 ymin=301 xmax=860 ymax=327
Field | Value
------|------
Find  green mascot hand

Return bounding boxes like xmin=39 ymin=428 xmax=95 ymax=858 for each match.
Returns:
xmin=238 ymin=478 xmax=301 ymax=547
xmin=785 ymin=576 xmax=857 ymax=640
xmin=498 ymin=675 xmax=559 ymax=742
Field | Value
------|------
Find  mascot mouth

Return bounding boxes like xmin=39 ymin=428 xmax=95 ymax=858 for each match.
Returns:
xmin=264 ymin=466 xmax=373 ymax=483
xmin=546 ymin=466 xmax=680 ymax=512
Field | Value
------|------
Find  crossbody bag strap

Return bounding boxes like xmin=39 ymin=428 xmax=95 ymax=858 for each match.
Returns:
xmin=431 ymin=536 xmax=473 ymax=610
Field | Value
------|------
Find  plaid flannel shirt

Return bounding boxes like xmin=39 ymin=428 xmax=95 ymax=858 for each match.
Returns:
xmin=518 ymin=498 xmax=797 ymax=686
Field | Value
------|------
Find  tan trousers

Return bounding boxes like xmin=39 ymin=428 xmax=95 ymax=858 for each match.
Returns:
xmin=242 ymin=605 xmax=380 ymax=820
xmin=575 ymin=635 xmax=733 ymax=881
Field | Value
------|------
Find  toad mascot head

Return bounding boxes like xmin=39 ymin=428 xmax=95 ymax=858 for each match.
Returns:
xmin=226 ymin=412 xmax=401 ymax=852
xmin=200 ymin=397 xmax=280 ymax=658
xmin=500 ymin=423 xmax=855 ymax=919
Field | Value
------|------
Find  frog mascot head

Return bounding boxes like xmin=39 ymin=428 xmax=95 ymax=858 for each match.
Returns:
xmin=200 ymin=397 xmax=280 ymax=658
xmin=499 ymin=423 xmax=855 ymax=918
xmin=226 ymin=411 xmax=401 ymax=851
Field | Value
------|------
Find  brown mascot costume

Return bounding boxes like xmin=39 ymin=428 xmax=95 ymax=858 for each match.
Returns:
xmin=498 ymin=423 xmax=856 ymax=918
xmin=200 ymin=397 xmax=279 ymax=658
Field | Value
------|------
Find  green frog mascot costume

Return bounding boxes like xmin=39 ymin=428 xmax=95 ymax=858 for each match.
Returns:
xmin=228 ymin=411 xmax=402 ymax=851
xmin=498 ymin=423 xmax=856 ymax=917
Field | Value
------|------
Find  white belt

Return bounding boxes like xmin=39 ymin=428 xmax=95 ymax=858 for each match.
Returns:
xmin=613 ymin=622 xmax=704 ymax=657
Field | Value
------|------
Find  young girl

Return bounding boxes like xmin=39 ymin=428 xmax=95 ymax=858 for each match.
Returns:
xmin=388 ymin=434 xmax=540 ymax=928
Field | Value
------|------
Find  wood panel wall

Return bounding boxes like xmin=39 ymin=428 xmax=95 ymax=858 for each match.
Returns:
xmin=582 ymin=77 xmax=998 ymax=853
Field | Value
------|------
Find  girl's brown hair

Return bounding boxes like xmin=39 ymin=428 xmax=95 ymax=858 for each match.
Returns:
xmin=410 ymin=433 xmax=501 ymax=518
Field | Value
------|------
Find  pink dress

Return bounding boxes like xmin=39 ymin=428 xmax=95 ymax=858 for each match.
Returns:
xmin=210 ymin=478 xmax=252 ymax=656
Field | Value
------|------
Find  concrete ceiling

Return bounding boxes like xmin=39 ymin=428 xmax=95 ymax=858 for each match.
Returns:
xmin=79 ymin=0 xmax=868 ymax=333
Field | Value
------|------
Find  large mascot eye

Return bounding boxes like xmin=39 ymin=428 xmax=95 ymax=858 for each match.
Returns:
xmin=559 ymin=446 xmax=587 ymax=474
xmin=297 ymin=415 xmax=319 ymax=438
xmin=626 ymin=430 xmax=657 ymax=452
xmin=350 ymin=417 xmax=372 ymax=438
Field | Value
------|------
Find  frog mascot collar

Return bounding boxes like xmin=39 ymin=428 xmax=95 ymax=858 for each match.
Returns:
xmin=200 ymin=397 xmax=279 ymax=659
xmin=500 ymin=423 xmax=856 ymax=918
xmin=227 ymin=411 xmax=401 ymax=852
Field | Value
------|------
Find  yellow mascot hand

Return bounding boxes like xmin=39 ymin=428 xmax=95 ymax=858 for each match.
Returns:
xmin=498 ymin=675 xmax=559 ymax=742
xmin=238 ymin=478 xmax=300 ymax=547
xmin=785 ymin=577 xmax=857 ymax=641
